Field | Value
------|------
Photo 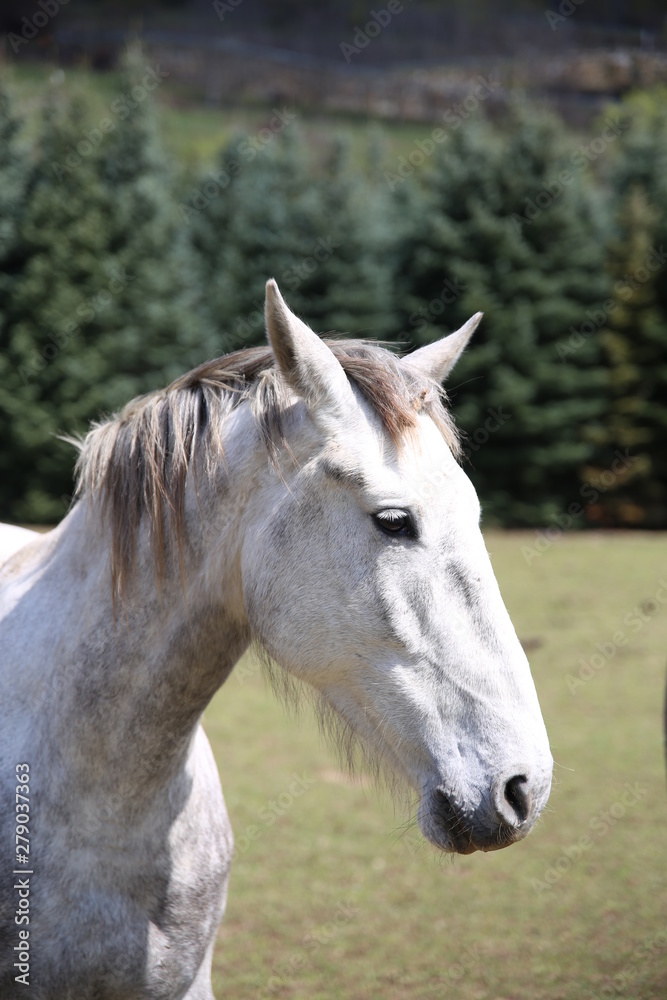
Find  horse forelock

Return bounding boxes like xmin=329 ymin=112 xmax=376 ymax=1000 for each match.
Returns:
xmin=73 ymin=340 xmax=460 ymax=596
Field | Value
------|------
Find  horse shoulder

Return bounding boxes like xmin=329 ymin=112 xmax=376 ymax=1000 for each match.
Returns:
xmin=142 ymin=725 xmax=233 ymax=994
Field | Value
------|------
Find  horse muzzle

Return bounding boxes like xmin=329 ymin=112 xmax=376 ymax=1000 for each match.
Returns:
xmin=418 ymin=764 xmax=552 ymax=854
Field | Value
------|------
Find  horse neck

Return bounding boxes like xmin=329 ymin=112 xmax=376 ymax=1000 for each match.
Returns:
xmin=37 ymin=423 xmax=262 ymax=795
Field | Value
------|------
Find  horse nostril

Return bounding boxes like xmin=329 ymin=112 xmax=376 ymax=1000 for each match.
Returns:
xmin=502 ymin=774 xmax=531 ymax=826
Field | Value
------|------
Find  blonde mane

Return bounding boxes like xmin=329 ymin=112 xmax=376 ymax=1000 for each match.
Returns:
xmin=74 ymin=340 xmax=460 ymax=595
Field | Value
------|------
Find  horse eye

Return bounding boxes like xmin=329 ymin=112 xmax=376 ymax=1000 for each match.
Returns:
xmin=373 ymin=510 xmax=413 ymax=538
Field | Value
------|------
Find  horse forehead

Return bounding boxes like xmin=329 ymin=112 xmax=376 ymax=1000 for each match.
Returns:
xmin=402 ymin=412 xmax=458 ymax=470
xmin=333 ymin=403 xmax=454 ymax=471
xmin=390 ymin=416 xmax=464 ymax=499
xmin=319 ymin=416 xmax=468 ymax=516
xmin=396 ymin=419 xmax=481 ymax=528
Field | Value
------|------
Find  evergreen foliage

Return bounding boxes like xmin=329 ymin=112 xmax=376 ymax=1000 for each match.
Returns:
xmin=0 ymin=57 xmax=216 ymax=521
xmin=391 ymin=105 xmax=612 ymax=525
xmin=186 ymin=129 xmax=395 ymax=350
xmin=2 ymin=75 xmax=667 ymax=528
xmin=598 ymin=89 xmax=667 ymax=526
xmin=0 ymin=82 xmax=30 ymax=515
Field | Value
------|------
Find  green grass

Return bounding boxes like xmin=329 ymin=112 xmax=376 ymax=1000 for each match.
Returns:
xmin=203 ymin=531 xmax=667 ymax=1000
xmin=1 ymin=61 xmax=431 ymax=169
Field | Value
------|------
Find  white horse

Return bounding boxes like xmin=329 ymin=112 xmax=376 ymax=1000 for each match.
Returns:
xmin=0 ymin=523 xmax=38 ymax=566
xmin=0 ymin=281 xmax=552 ymax=999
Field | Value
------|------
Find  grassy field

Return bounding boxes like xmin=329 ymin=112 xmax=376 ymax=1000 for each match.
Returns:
xmin=203 ymin=531 xmax=667 ymax=1000
xmin=1 ymin=61 xmax=429 ymax=170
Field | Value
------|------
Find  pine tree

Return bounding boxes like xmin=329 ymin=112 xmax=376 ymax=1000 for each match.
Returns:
xmin=0 ymin=83 xmax=26 ymax=278
xmin=290 ymin=138 xmax=396 ymax=339
xmin=0 ymin=51 xmax=215 ymax=522
xmin=187 ymin=128 xmax=395 ymax=350
xmin=391 ymin=104 xmax=612 ymax=525
xmin=599 ymin=88 xmax=667 ymax=526
xmin=0 ymin=82 xmax=31 ymax=518
xmin=91 ymin=44 xmax=218 ymax=405
xmin=0 ymin=92 xmax=112 ymax=521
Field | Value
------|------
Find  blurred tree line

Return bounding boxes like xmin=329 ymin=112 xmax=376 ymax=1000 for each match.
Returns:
xmin=3 ymin=0 xmax=665 ymax=55
xmin=1 ymin=62 xmax=666 ymax=528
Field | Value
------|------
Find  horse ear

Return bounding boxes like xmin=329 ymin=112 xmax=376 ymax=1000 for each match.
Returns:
xmin=404 ymin=313 xmax=483 ymax=383
xmin=265 ymin=278 xmax=356 ymax=417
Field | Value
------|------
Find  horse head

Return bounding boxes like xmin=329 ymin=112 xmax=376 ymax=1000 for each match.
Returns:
xmin=241 ymin=280 xmax=553 ymax=854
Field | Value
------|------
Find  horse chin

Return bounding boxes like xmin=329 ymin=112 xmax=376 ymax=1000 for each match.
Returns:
xmin=419 ymin=815 xmax=523 ymax=855
xmin=418 ymin=787 xmax=528 ymax=856
xmin=418 ymin=813 xmax=482 ymax=855
xmin=424 ymin=828 xmax=479 ymax=856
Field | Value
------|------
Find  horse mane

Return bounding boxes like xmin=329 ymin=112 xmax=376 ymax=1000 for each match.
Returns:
xmin=74 ymin=339 xmax=460 ymax=596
